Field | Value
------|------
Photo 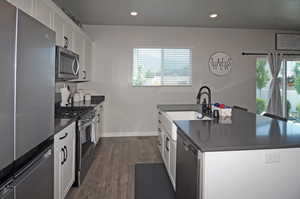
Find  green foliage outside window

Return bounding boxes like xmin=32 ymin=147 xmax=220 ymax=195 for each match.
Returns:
xmin=256 ymin=59 xmax=270 ymax=97
xmin=256 ymin=98 xmax=266 ymax=114
xmin=133 ymin=65 xmax=145 ymax=86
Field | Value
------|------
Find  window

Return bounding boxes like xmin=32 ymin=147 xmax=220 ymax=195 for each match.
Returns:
xmin=132 ymin=48 xmax=192 ymax=86
xmin=256 ymin=57 xmax=284 ymax=115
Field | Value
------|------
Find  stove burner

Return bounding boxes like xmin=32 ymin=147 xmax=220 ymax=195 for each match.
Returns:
xmin=55 ymin=107 xmax=94 ymax=119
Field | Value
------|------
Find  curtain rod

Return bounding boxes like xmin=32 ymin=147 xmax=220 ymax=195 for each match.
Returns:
xmin=242 ymin=52 xmax=300 ymax=56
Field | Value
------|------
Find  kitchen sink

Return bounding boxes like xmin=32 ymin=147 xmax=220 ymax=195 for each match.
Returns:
xmin=160 ymin=111 xmax=213 ymax=141
xmin=165 ymin=111 xmax=213 ymax=121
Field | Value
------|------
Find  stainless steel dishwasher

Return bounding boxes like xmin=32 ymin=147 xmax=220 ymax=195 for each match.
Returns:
xmin=176 ymin=131 xmax=202 ymax=199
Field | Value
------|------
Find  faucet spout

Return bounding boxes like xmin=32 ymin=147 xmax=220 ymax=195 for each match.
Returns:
xmin=196 ymin=86 xmax=212 ymax=115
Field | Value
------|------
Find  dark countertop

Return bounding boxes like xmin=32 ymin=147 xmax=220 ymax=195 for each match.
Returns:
xmin=174 ymin=109 xmax=300 ymax=152
xmin=54 ymin=95 xmax=105 ymax=134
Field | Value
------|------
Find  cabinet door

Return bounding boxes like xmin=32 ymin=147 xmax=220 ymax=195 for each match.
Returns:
xmin=54 ymin=123 xmax=75 ymax=199
xmin=170 ymin=140 xmax=176 ymax=189
xmin=163 ymin=131 xmax=170 ymax=171
xmin=53 ymin=13 xmax=64 ymax=46
xmin=35 ymin=0 xmax=53 ymax=29
xmin=8 ymin=0 xmax=34 ymax=17
xmin=95 ymin=103 xmax=104 ymax=143
xmin=84 ymin=39 xmax=93 ymax=81
xmin=72 ymin=31 xmax=83 ymax=55
xmin=54 ymin=133 xmax=64 ymax=199
xmin=61 ymin=123 xmax=76 ymax=199
xmin=63 ymin=23 xmax=73 ymax=49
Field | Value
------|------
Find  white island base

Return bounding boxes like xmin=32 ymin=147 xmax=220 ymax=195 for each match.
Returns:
xmin=203 ymin=148 xmax=300 ymax=199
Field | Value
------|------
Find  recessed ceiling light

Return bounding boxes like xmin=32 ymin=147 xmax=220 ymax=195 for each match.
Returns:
xmin=209 ymin=13 xmax=219 ymax=18
xmin=130 ymin=11 xmax=138 ymax=16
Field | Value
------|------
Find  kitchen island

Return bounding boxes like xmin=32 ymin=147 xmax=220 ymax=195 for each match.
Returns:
xmin=158 ymin=105 xmax=300 ymax=199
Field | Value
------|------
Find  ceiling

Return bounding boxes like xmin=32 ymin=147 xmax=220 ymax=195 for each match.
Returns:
xmin=53 ymin=0 xmax=300 ymax=30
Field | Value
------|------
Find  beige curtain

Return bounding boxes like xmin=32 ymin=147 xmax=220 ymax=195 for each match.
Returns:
xmin=266 ymin=52 xmax=283 ymax=116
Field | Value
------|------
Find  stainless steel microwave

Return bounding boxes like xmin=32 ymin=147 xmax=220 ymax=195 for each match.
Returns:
xmin=55 ymin=46 xmax=80 ymax=81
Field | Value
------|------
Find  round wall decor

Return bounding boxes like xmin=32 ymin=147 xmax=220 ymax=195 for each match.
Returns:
xmin=208 ymin=52 xmax=232 ymax=76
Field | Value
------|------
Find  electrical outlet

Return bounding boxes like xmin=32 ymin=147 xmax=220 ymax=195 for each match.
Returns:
xmin=265 ymin=152 xmax=281 ymax=164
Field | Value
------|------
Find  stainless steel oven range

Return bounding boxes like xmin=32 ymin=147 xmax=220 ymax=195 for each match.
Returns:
xmin=75 ymin=109 xmax=97 ymax=186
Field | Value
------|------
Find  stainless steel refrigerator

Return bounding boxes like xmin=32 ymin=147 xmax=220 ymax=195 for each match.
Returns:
xmin=0 ymin=1 xmax=55 ymax=198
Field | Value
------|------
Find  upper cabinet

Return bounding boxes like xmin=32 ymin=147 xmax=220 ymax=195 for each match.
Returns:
xmin=7 ymin=0 xmax=35 ymax=17
xmin=35 ymin=0 xmax=53 ymax=29
xmin=63 ymin=23 xmax=73 ymax=49
xmin=6 ymin=0 xmax=93 ymax=82
xmin=85 ymin=38 xmax=93 ymax=81
xmin=53 ymin=13 xmax=64 ymax=47
xmin=72 ymin=30 xmax=84 ymax=55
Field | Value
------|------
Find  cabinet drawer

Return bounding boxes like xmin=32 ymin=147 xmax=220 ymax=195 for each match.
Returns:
xmin=163 ymin=133 xmax=170 ymax=171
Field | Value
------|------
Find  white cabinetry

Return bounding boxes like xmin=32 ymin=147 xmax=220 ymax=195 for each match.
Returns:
xmin=54 ymin=123 xmax=76 ymax=199
xmin=5 ymin=0 xmax=93 ymax=80
xmin=95 ymin=103 xmax=104 ymax=143
xmin=7 ymin=0 xmax=35 ymax=17
xmin=84 ymin=38 xmax=93 ymax=81
xmin=63 ymin=23 xmax=73 ymax=49
xmin=157 ymin=110 xmax=176 ymax=190
xmin=35 ymin=0 xmax=53 ymax=29
xmin=53 ymin=13 xmax=64 ymax=46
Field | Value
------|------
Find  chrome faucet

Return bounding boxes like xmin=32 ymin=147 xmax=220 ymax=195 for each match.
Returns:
xmin=196 ymin=86 xmax=212 ymax=116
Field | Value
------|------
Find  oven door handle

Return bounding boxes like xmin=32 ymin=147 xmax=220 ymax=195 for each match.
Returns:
xmin=79 ymin=121 xmax=93 ymax=129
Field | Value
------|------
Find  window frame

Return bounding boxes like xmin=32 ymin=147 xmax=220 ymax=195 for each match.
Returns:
xmin=131 ymin=47 xmax=193 ymax=87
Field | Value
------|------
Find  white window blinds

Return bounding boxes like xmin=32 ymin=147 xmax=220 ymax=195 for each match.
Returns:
xmin=133 ymin=48 xmax=192 ymax=86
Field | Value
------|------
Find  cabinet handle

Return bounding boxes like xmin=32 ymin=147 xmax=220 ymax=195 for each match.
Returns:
xmin=64 ymin=146 xmax=68 ymax=162
xmin=158 ymin=112 xmax=162 ymax=115
xmin=158 ymin=120 xmax=161 ymax=124
xmin=165 ymin=137 xmax=170 ymax=151
xmin=158 ymin=128 xmax=161 ymax=132
xmin=61 ymin=148 xmax=65 ymax=165
xmin=59 ymin=133 xmax=68 ymax=140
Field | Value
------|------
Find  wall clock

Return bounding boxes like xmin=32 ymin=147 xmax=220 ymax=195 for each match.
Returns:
xmin=208 ymin=52 xmax=232 ymax=76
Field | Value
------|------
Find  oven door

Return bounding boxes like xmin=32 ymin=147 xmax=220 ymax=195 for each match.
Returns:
xmin=75 ymin=118 xmax=96 ymax=186
xmin=56 ymin=47 xmax=79 ymax=80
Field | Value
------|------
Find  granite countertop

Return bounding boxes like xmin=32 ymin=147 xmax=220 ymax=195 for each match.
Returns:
xmin=54 ymin=95 xmax=105 ymax=134
xmin=174 ymin=109 xmax=300 ymax=152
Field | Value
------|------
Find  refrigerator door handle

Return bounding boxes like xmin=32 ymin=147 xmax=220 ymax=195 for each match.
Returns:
xmin=61 ymin=148 xmax=65 ymax=165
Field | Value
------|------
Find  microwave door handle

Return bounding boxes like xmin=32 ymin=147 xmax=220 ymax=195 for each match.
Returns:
xmin=73 ymin=58 xmax=80 ymax=75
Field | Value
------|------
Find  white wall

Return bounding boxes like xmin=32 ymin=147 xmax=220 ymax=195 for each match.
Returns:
xmin=80 ymin=25 xmax=281 ymax=137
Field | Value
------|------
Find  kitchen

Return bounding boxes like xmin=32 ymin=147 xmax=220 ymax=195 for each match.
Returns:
xmin=1 ymin=0 xmax=300 ymax=199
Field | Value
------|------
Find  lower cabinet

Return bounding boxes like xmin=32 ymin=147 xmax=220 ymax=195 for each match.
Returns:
xmin=95 ymin=103 xmax=104 ymax=143
xmin=163 ymin=131 xmax=170 ymax=171
xmin=157 ymin=110 xmax=176 ymax=190
xmin=169 ymin=139 xmax=176 ymax=189
xmin=54 ymin=122 xmax=76 ymax=199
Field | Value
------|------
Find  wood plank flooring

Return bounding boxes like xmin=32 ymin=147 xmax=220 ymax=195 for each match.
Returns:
xmin=66 ymin=136 xmax=162 ymax=199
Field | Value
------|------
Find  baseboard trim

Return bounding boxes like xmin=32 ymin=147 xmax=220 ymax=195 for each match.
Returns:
xmin=102 ymin=131 xmax=158 ymax=138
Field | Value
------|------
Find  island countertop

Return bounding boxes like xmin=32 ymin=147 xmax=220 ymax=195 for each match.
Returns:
xmin=174 ymin=109 xmax=300 ymax=152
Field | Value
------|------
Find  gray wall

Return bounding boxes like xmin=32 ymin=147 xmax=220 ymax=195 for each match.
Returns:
xmin=80 ymin=25 xmax=280 ymax=136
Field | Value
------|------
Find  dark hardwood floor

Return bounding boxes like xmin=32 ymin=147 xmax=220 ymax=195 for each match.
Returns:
xmin=66 ymin=136 xmax=162 ymax=199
